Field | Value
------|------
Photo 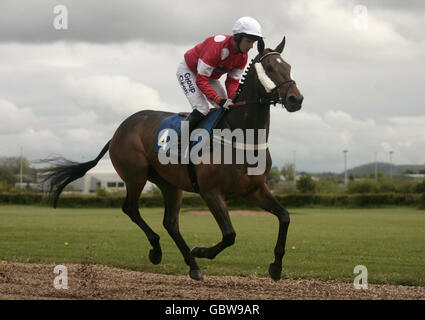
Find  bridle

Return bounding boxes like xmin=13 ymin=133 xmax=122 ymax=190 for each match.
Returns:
xmin=232 ymin=51 xmax=296 ymax=108
xmin=258 ymin=51 xmax=296 ymax=105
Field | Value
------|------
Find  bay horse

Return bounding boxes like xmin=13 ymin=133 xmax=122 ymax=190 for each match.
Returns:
xmin=43 ymin=37 xmax=304 ymax=281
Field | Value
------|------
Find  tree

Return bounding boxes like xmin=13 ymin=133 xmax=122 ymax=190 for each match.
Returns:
xmin=0 ymin=156 xmax=37 ymax=182
xmin=0 ymin=157 xmax=30 ymax=174
xmin=346 ymin=179 xmax=377 ymax=193
xmin=316 ymin=177 xmax=338 ymax=193
xmin=0 ymin=167 xmax=17 ymax=185
xmin=415 ymin=180 xmax=425 ymax=193
xmin=281 ymin=163 xmax=295 ymax=181
xmin=267 ymin=167 xmax=281 ymax=190
xmin=296 ymin=174 xmax=316 ymax=193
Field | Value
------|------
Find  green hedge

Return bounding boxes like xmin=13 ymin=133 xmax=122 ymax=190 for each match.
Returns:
xmin=0 ymin=192 xmax=424 ymax=209
xmin=419 ymin=193 xmax=425 ymax=209
xmin=0 ymin=193 xmax=44 ymax=205
xmin=274 ymin=193 xmax=422 ymax=207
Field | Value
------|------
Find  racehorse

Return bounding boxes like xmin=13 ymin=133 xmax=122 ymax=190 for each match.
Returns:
xmin=43 ymin=37 xmax=304 ymax=281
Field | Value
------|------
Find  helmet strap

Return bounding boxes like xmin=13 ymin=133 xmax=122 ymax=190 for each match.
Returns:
xmin=233 ymin=34 xmax=243 ymax=53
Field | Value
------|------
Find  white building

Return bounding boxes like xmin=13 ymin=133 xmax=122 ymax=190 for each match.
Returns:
xmin=405 ymin=174 xmax=425 ymax=179
xmin=69 ymin=159 xmax=154 ymax=194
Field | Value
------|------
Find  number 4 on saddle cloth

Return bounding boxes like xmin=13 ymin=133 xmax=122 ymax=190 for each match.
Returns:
xmin=155 ymin=108 xmax=224 ymax=156
xmin=154 ymin=108 xmax=225 ymax=192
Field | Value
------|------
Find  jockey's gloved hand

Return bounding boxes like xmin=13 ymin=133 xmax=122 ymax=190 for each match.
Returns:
xmin=219 ymin=98 xmax=233 ymax=110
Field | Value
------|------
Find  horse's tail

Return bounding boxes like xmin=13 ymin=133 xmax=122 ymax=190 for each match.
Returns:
xmin=41 ymin=140 xmax=111 ymax=208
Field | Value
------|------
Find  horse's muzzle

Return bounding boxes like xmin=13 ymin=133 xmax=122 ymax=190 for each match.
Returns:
xmin=285 ymin=93 xmax=303 ymax=112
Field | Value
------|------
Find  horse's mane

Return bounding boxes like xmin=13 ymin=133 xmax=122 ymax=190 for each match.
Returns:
xmin=234 ymin=59 xmax=254 ymax=102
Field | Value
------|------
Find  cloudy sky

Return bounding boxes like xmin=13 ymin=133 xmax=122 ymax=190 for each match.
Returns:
xmin=0 ymin=0 xmax=424 ymax=173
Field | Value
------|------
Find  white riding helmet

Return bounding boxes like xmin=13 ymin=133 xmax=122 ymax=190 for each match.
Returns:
xmin=232 ymin=17 xmax=263 ymax=38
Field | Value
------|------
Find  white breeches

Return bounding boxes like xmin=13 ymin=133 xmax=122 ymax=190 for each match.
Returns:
xmin=176 ymin=60 xmax=227 ymax=116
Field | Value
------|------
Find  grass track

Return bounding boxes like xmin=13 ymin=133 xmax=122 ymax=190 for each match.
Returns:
xmin=0 ymin=205 xmax=424 ymax=286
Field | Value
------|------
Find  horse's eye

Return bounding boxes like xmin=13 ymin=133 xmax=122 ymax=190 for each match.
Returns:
xmin=265 ymin=66 xmax=274 ymax=73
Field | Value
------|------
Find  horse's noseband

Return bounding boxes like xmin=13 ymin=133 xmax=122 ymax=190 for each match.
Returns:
xmin=271 ymin=79 xmax=296 ymax=105
xmin=259 ymin=52 xmax=296 ymax=106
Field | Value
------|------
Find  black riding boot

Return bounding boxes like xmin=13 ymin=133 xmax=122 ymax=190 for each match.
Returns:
xmin=178 ymin=109 xmax=206 ymax=158
xmin=185 ymin=109 xmax=206 ymax=133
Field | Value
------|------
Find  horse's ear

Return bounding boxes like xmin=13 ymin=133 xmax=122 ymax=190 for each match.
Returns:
xmin=275 ymin=37 xmax=286 ymax=53
xmin=257 ymin=38 xmax=265 ymax=55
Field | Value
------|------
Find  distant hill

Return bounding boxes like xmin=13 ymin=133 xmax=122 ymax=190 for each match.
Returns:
xmin=343 ymin=162 xmax=425 ymax=177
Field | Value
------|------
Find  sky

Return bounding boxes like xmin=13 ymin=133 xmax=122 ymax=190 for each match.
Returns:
xmin=0 ymin=0 xmax=424 ymax=173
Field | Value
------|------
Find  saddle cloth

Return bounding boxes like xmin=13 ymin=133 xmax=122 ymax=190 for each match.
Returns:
xmin=154 ymin=108 xmax=224 ymax=154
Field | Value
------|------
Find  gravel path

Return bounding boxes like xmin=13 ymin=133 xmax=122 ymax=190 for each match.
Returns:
xmin=1 ymin=263 xmax=424 ymax=300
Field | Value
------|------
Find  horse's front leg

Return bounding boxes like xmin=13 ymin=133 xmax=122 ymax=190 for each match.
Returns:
xmin=190 ymin=190 xmax=236 ymax=260
xmin=244 ymin=183 xmax=290 ymax=281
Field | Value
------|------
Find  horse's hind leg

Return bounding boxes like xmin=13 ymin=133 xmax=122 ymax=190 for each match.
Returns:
xmin=149 ymin=169 xmax=203 ymax=281
xmin=123 ymin=178 xmax=162 ymax=265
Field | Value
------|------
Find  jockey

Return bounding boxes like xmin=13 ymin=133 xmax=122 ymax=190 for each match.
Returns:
xmin=176 ymin=16 xmax=263 ymax=133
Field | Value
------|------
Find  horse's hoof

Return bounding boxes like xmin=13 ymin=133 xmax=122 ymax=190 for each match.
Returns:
xmin=189 ymin=269 xmax=204 ymax=281
xmin=268 ymin=263 xmax=282 ymax=281
xmin=149 ymin=248 xmax=162 ymax=265
xmin=190 ymin=246 xmax=206 ymax=258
